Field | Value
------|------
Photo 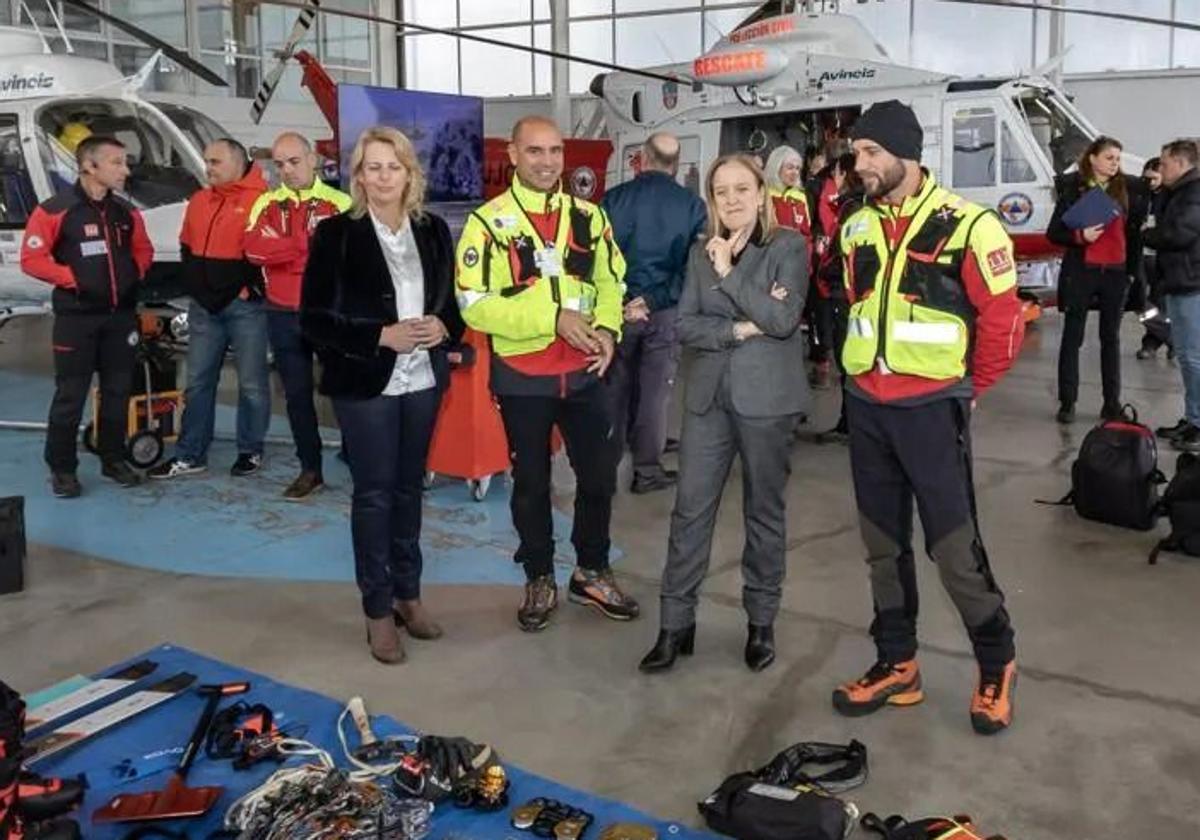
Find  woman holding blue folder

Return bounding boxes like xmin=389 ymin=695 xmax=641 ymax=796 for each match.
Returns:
xmin=1047 ymin=136 xmax=1148 ymax=424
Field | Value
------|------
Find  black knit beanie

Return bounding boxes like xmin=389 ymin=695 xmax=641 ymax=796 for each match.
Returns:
xmin=851 ymin=100 xmax=923 ymax=162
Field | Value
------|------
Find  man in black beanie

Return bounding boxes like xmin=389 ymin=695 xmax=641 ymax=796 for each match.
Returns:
xmin=830 ymin=100 xmax=1026 ymax=734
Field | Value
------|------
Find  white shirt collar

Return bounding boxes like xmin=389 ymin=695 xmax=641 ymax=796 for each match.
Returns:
xmin=369 ymin=208 xmax=411 ymax=244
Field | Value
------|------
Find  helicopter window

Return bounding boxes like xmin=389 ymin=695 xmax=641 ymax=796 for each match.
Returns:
xmin=153 ymin=103 xmax=228 ymax=154
xmin=34 ymin=99 xmax=202 ymax=211
xmin=951 ymin=107 xmax=996 ymax=189
xmin=0 ymin=116 xmax=37 ymax=228
xmin=1013 ymin=90 xmax=1092 ymax=176
xmin=1001 ymin=121 xmax=1037 ymax=184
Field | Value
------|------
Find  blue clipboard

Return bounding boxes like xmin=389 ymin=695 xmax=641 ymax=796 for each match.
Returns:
xmin=1061 ymin=186 xmax=1122 ymax=230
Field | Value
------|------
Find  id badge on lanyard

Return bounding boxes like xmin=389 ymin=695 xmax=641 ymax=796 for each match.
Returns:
xmin=534 ymin=246 xmax=562 ymax=278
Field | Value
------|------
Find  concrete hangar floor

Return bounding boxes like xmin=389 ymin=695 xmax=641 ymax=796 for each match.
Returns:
xmin=1 ymin=310 xmax=1198 ymax=838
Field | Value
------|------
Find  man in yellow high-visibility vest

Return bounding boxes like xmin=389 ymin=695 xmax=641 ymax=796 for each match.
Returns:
xmin=455 ymin=116 xmax=639 ymax=633
xmin=830 ymin=100 xmax=1025 ymax=735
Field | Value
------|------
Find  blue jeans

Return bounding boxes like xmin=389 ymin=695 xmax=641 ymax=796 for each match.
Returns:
xmin=334 ymin=386 xmax=442 ymax=618
xmin=1167 ymin=292 xmax=1200 ymax=426
xmin=267 ymin=310 xmax=323 ymax=473
xmin=175 ymin=298 xmax=271 ymax=464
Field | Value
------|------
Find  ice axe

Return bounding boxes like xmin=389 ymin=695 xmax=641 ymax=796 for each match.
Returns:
xmin=344 ymin=696 xmax=409 ymax=767
xmin=92 ymin=682 xmax=250 ymax=823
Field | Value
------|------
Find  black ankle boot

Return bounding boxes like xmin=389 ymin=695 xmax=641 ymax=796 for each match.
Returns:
xmin=638 ymin=625 xmax=695 ymax=673
xmin=745 ymin=624 xmax=776 ymax=672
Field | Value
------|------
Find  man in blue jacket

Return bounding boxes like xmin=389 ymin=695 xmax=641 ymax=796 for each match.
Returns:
xmin=601 ymin=133 xmax=707 ymax=494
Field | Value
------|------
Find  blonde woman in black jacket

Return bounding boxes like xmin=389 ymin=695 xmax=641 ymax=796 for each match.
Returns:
xmin=301 ymin=126 xmax=464 ymax=664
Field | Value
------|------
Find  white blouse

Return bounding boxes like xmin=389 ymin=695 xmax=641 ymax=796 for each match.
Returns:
xmin=371 ymin=211 xmax=436 ymax=396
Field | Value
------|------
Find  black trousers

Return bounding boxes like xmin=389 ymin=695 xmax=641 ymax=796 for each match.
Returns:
xmin=1058 ymin=267 xmax=1128 ymax=407
xmin=45 ymin=310 xmax=137 ymax=473
xmin=267 ymin=310 xmax=323 ymax=473
xmin=498 ymin=381 xmax=617 ymax=580
xmin=334 ymin=387 xmax=441 ymax=619
xmin=846 ymin=395 xmax=1015 ymax=670
xmin=805 ymin=284 xmax=827 ymax=362
xmin=823 ymin=296 xmax=850 ymax=426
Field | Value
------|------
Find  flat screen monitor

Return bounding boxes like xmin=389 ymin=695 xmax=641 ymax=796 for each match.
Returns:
xmin=336 ymin=84 xmax=484 ymax=203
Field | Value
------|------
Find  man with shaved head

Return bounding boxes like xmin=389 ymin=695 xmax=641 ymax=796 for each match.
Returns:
xmin=243 ymin=132 xmax=350 ymax=499
xmin=150 ymin=136 xmax=272 ymax=483
xmin=456 ymin=115 xmax=637 ymax=633
xmin=601 ymin=131 xmax=706 ymax=494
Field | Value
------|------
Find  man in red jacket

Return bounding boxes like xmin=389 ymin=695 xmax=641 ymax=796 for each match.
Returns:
xmin=20 ymin=135 xmax=153 ymax=498
xmin=244 ymin=132 xmax=350 ymax=499
xmin=149 ymin=139 xmax=271 ymax=482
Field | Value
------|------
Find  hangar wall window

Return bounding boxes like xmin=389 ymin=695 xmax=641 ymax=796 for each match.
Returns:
xmin=911 ymin=0 xmax=1030 ymax=77
xmin=1169 ymin=3 xmax=1200 ymax=68
xmin=1061 ymin=0 xmax=1170 ymax=73
xmin=109 ymin=0 xmax=187 ymax=46
xmin=1 ymin=0 xmax=377 ymax=99
xmin=403 ymin=1 xmax=771 ymax=96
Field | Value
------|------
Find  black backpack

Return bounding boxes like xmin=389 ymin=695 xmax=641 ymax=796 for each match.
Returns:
xmin=1150 ymin=452 xmax=1200 ymax=564
xmin=1045 ymin=408 xmax=1165 ymax=531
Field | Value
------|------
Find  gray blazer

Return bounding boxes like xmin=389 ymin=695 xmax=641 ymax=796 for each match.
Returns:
xmin=677 ymin=227 xmax=810 ymax=418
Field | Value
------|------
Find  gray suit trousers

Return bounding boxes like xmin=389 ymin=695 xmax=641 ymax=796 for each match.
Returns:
xmin=659 ymin=383 xmax=796 ymax=629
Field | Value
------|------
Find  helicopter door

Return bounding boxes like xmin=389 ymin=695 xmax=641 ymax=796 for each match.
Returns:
xmin=945 ymin=95 xmax=1060 ymax=263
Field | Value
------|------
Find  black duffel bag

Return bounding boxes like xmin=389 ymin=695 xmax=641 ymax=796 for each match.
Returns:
xmin=698 ymin=740 xmax=866 ymax=840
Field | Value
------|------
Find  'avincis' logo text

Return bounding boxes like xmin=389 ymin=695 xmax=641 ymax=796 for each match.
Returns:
xmin=0 ymin=73 xmax=55 ymax=95
xmin=816 ymin=68 xmax=876 ymax=85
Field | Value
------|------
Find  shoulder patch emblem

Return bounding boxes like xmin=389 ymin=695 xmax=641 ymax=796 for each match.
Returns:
xmin=463 ymin=246 xmax=480 ymax=268
xmin=844 ymin=218 xmax=869 ymax=239
xmin=986 ymin=247 xmax=1014 ymax=276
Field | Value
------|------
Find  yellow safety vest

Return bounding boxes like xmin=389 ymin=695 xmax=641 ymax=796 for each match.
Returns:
xmin=768 ymin=185 xmax=812 ymax=233
xmin=839 ymin=174 xmax=1017 ymax=380
xmin=455 ymin=177 xmax=625 ymax=358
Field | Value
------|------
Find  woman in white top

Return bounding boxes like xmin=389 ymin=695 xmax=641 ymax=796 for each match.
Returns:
xmin=301 ymin=126 xmax=464 ymax=664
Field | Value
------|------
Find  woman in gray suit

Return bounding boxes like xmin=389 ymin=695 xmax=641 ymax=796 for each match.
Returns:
xmin=639 ymin=153 xmax=810 ymax=674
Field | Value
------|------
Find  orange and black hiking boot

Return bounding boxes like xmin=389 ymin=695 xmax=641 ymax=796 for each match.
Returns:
xmin=832 ymin=659 xmax=924 ymax=717
xmin=970 ymin=660 xmax=1016 ymax=735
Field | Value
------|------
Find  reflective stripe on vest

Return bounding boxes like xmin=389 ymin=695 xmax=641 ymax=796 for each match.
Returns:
xmin=892 ymin=320 xmax=961 ymax=345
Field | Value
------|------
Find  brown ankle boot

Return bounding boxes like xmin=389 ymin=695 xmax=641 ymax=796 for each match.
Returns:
xmin=365 ymin=617 xmax=405 ymax=664
xmin=392 ymin=600 xmax=444 ymax=640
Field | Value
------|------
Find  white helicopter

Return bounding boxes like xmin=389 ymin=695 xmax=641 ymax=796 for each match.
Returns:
xmin=0 ymin=0 xmax=230 ymax=315
xmin=254 ymin=0 xmax=1195 ymax=301
xmin=588 ymin=0 xmax=1164 ymax=296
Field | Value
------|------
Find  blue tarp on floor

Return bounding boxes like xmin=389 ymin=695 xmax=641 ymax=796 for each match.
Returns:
xmin=31 ymin=644 xmax=711 ymax=839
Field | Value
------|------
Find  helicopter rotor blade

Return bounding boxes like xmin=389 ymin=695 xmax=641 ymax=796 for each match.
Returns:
xmin=251 ymin=0 xmax=320 ymax=124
